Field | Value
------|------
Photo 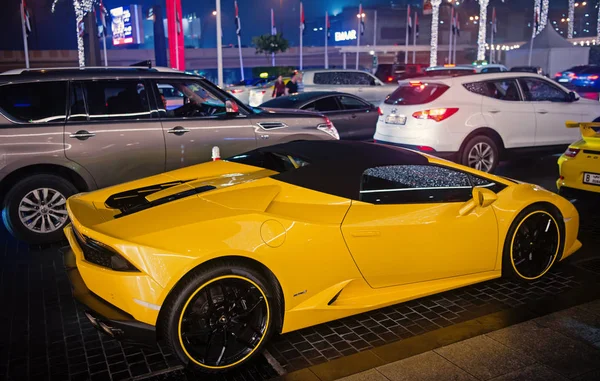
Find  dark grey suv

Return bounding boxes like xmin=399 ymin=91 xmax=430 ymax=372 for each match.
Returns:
xmin=0 ymin=67 xmax=339 ymax=243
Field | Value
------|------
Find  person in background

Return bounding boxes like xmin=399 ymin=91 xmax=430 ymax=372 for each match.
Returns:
xmin=285 ymin=73 xmax=300 ymax=95
xmin=272 ymin=76 xmax=286 ymax=98
xmin=296 ymin=72 xmax=304 ymax=93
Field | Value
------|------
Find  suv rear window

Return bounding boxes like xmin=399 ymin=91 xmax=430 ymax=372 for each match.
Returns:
xmin=384 ymin=83 xmax=449 ymax=105
xmin=0 ymin=81 xmax=67 ymax=123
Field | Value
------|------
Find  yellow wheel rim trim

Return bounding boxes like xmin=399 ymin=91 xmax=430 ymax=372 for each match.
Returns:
xmin=510 ymin=211 xmax=561 ymax=281
xmin=177 ymin=274 xmax=270 ymax=369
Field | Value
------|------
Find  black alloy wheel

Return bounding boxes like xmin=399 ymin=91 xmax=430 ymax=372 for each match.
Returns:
xmin=503 ymin=206 xmax=563 ymax=281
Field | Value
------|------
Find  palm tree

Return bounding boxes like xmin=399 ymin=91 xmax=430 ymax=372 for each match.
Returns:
xmin=252 ymin=33 xmax=290 ymax=64
xmin=476 ymin=0 xmax=489 ymax=61
xmin=429 ymin=0 xmax=442 ymax=66
xmin=52 ymin=0 xmax=95 ymax=67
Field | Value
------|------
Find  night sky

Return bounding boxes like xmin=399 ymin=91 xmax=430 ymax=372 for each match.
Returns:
xmin=0 ymin=0 xmax=396 ymax=50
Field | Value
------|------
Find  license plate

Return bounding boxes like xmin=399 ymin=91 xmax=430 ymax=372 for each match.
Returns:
xmin=583 ymin=172 xmax=600 ymax=185
xmin=559 ymin=78 xmax=569 ymax=83
xmin=385 ymin=115 xmax=407 ymax=125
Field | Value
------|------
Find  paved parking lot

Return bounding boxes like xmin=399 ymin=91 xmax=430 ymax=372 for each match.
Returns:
xmin=1 ymin=155 xmax=599 ymax=381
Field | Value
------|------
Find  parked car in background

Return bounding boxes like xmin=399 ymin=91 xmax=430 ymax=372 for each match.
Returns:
xmin=375 ymin=72 xmax=600 ymax=173
xmin=0 ymin=67 xmax=338 ymax=244
xmin=248 ymin=77 xmax=292 ymax=106
xmin=557 ymin=121 xmax=600 ymax=199
xmin=571 ymin=66 xmax=600 ymax=91
xmin=260 ymin=91 xmax=379 ymax=140
xmin=375 ymin=63 xmax=428 ymax=83
xmin=554 ymin=65 xmax=594 ymax=87
xmin=425 ymin=64 xmax=508 ymax=77
xmin=510 ymin=66 xmax=545 ymax=76
xmin=301 ymin=69 xmax=396 ymax=105
xmin=226 ymin=76 xmax=275 ymax=105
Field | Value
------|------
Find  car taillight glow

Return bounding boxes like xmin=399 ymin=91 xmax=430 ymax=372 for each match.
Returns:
xmin=564 ymin=147 xmax=580 ymax=158
xmin=412 ymin=108 xmax=459 ymax=122
xmin=230 ymin=89 xmax=245 ymax=94
xmin=568 ymin=72 xmax=576 ymax=78
xmin=589 ymin=75 xmax=599 ymax=80
xmin=377 ymin=107 xmax=383 ymax=116
xmin=417 ymin=146 xmax=435 ymax=152
xmin=387 ymin=76 xmax=394 ymax=82
xmin=555 ymin=72 xmax=562 ymax=78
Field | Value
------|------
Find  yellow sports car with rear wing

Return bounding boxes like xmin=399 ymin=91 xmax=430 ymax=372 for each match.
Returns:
xmin=558 ymin=121 xmax=600 ymax=198
xmin=64 ymin=141 xmax=581 ymax=373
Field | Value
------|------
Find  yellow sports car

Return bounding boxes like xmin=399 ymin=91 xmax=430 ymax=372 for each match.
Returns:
xmin=64 ymin=141 xmax=581 ymax=373
xmin=558 ymin=121 xmax=600 ymax=198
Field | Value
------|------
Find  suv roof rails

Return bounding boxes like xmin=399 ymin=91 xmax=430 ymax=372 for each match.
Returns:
xmin=1 ymin=66 xmax=188 ymax=76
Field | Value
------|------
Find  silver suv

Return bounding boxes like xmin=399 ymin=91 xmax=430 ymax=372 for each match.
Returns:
xmin=0 ymin=67 xmax=338 ymax=243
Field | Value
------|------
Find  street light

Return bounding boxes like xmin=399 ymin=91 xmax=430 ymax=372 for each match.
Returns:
xmin=212 ymin=10 xmax=217 ymax=15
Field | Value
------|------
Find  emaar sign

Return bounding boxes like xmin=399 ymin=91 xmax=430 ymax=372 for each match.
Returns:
xmin=335 ymin=30 xmax=357 ymax=42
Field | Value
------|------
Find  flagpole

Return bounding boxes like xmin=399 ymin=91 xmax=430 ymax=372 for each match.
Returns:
xmin=235 ymin=1 xmax=244 ymax=80
xmin=453 ymin=13 xmax=458 ymax=64
xmin=356 ymin=6 xmax=361 ymax=70
xmin=413 ymin=11 xmax=417 ymax=64
xmin=448 ymin=7 xmax=454 ymax=64
xmin=374 ymin=10 xmax=377 ymax=46
xmin=216 ymin=0 xmax=223 ymax=88
xmin=528 ymin=8 xmax=535 ymax=66
xmin=102 ymin=31 xmax=108 ymax=66
xmin=490 ymin=8 xmax=494 ymax=64
xmin=271 ymin=8 xmax=275 ymax=67
xmin=405 ymin=6 xmax=410 ymax=65
xmin=325 ymin=13 xmax=329 ymax=69
xmin=299 ymin=2 xmax=303 ymax=70
xmin=20 ymin=1 xmax=30 ymax=69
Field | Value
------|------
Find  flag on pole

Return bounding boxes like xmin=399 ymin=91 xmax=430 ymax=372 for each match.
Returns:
xmin=235 ymin=1 xmax=241 ymax=36
xmin=326 ymin=13 xmax=331 ymax=39
xmin=492 ymin=7 xmax=497 ymax=34
xmin=21 ymin=0 xmax=32 ymax=35
xmin=407 ymin=4 xmax=412 ymax=36
xmin=415 ymin=12 xmax=419 ymax=38
xmin=300 ymin=2 xmax=305 ymax=34
xmin=359 ymin=4 xmax=365 ymax=35
xmin=271 ymin=8 xmax=277 ymax=35
xmin=455 ymin=13 xmax=460 ymax=37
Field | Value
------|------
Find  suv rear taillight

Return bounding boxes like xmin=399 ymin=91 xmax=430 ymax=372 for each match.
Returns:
xmin=412 ymin=108 xmax=459 ymax=122
xmin=564 ymin=147 xmax=580 ymax=158
xmin=377 ymin=107 xmax=383 ymax=116
xmin=317 ymin=117 xmax=340 ymax=140
xmin=555 ymin=72 xmax=562 ymax=78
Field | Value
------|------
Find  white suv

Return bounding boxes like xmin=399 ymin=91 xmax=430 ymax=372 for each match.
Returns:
xmin=374 ymin=72 xmax=600 ymax=172
xmin=302 ymin=69 xmax=397 ymax=105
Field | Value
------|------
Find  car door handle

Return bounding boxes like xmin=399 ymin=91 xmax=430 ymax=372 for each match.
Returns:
xmin=168 ymin=126 xmax=191 ymax=136
xmin=351 ymin=114 xmax=358 ymax=119
xmin=537 ymin=110 xmax=549 ymax=114
xmin=69 ymin=130 xmax=95 ymax=140
xmin=351 ymin=231 xmax=380 ymax=238
xmin=487 ymin=109 xmax=501 ymax=114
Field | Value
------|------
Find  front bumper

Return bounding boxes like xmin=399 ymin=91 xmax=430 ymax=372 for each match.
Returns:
xmin=374 ymin=139 xmax=459 ymax=161
xmin=64 ymin=248 xmax=157 ymax=347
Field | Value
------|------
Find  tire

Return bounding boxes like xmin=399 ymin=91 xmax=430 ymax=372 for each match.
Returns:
xmin=460 ymin=135 xmax=499 ymax=173
xmin=2 ymin=174 xmax=78 ymax=244
xmin=160 ymin=261 xmax=281 ymax=373
xmin=502 ymin=204 xmax=565 ymax=281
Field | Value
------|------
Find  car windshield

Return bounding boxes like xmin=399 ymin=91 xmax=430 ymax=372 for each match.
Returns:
xmin=385 ymin=83 xmax=450 ymax=105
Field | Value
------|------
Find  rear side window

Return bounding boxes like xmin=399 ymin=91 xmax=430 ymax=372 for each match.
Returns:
xmin=227 ymin=151 xmax=310 ymax=173
xmin=339 ymin=96 xmax=369 ymax=110
xmin=464 ymin=80 xmax=521 ymax=101
xmin=384 ymin=83 xmax=449 ymax=105
xmin=303 ymin=97 xmax=340 ymax=112
xmin=74 ymin=80 xmax=152 ymax=121
xmin=313 ymin=72 xmax=375 ymax=85
xmin=0 ymin=81 xmax=67 ymax=123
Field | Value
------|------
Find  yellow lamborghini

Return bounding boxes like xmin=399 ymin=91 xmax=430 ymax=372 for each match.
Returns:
xmin=64 ymin=141 xmax=581 ymax=373
xmin=558 ymin=121 xmax=600 ymax=198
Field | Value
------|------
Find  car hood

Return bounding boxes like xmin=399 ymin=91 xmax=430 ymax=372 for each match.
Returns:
xmin=67 ymin=161 xmax=281 ymax=238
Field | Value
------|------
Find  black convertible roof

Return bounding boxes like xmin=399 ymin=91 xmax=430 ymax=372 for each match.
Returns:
xmin=237 ymin=140 xmax=429 ymax=199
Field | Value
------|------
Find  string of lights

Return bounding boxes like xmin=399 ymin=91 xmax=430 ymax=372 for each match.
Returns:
xmin=533 ymin=0 xmax=541 ymax=37
xmin=52 ymin=0 xmax=96 ymax=67
xmin=537 ymin=0 xmax=549 ymax=34
xmin=477 ymin=0 xmax=489 ymax=61
xmin=429 ymin=0 xmax=442 ymax=66
xmin=568 ymin=0 xmax=575 ymax=38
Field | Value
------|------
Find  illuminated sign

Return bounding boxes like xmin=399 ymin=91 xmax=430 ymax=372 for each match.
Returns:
xmin=335 ymin=30 xmax=357 ymax=42
xmin=110 ymin=5 xmax=144 ymax=45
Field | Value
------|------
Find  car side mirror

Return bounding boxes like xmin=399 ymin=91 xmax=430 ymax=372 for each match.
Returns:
xmin=459 ymin=187 xmax=498 ymax=216
xmin=568 ymin=91 xmax=578 ymax=102
xmin=225 ymin=99 xmax=240 ymax=116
